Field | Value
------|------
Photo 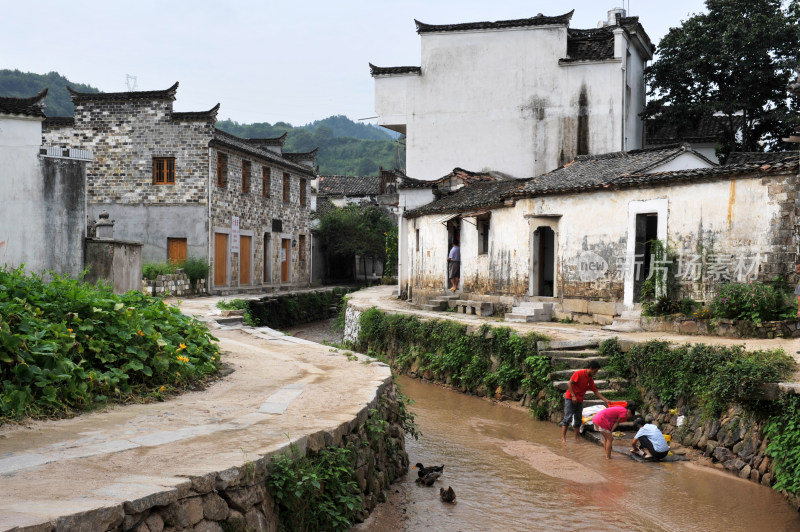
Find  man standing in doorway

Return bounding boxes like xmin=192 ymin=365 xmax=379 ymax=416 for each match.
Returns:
xmin=560 ymin=360 xmax=610 ymax=443
xmin=447 ymin=238 xmax=460 ymax=291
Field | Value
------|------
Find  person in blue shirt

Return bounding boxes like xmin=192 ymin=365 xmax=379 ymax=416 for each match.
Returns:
xmin=447 ymin=238 xmax=461 ymax=291
xmin=630 ymin=418 xmax=670 ymax=460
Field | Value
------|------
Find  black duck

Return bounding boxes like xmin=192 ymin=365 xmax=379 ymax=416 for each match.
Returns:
xmin=439 ymin=486 xmax=456 ymax=503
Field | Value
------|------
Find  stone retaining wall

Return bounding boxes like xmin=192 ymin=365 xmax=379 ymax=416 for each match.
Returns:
xmin=141 ymin=273 xmax=207 ymax=297
xmin=27 ymin=379 xmax=408 ymax=532
xmin=641 ymin=316 xmax=799 ymax=339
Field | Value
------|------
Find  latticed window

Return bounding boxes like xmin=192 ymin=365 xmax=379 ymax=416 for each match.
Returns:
xmin=153 ymin=157 xmax=175 ymax=185
xmin=283 ymin=172 xmax=290 ymax=202
xmin=242 ymin=160 xmax=251 ymax=193
xmin=299 ymin=178 xmax=306 ymax=206
xmin=262 ymin=167 xmax=271 ymax=198
xmin=216 ymin=153 xmax=227 ymax=187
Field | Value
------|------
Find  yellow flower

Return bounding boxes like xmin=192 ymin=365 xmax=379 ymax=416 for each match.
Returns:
xmin=138 ymin=330 xmax=145 ymax=336
xmin=177 ymin=343 xmax=186 ymax=351
xmin=159 ymin=385 xmax=165 ymax=392
xmin=67 ymin=328 xmax=73 ymax=333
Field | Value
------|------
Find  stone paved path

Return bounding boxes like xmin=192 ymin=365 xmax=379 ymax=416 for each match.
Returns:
xmin=0 ymin=294 xmax=390 ymax=531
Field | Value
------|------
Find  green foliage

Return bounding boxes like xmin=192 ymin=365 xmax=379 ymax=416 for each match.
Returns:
xmin=0 ymin=69 xmax=100 ymax=117
xmin=216 ymin=299 xmax=250 ymax=310
xmin=640 ymin=240 xmax=680 ymax=317
xmin=0 ymin=268 xmax=220 ymax=420
xmin=356 ymin=309 xmax=547 ymax=396
xmin=142 ymin=262 xmax=176 ymax=280
xmin=765 ymin=393 xmax=800 ymax=495
xmin=216 ymin=115 xmax=404 ymax=176
xmin=643 ymin=0 xmax=800 ymax=155
xmin=266 ymin=444 xmax=362 ymax=532
xmin=180 ymin=256 xmax=210 ymax=284
xmin=603 ymin=337 xmax=794 ymax=416
xmin=394 ymin=380 xmax=421 ymax=440
xmin=246 ymin=288 xmax=350 ymax=329
xmin=331 ymin=295 xmax=349 ymax=332
xmin=709 ymin=281 xmax=792 ymax=322
xmin=384 ymin=225 xmax=399 ymax=277
xmin=316 ymin=205 xmax=395 ymax=281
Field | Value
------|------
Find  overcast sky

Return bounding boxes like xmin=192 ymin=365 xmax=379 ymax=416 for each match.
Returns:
xmin=2 ymin=0 xmax=708 ymax=126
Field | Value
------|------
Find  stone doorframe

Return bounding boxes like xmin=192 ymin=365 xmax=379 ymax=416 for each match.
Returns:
xmin=526 ymin=215 xmax=560 ymax=297
xmin=623 ymin=198 xmax=668 ymax=308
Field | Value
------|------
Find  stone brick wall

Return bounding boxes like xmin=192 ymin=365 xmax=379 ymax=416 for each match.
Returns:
xmin=210 ymin=147 xmax=312 ymax=289
xmin=42 ymin=99 xmax=213 ymax=206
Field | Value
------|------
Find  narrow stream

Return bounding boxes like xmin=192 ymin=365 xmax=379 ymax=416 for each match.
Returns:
xmin=373 ymin=376 xmax=800 ymax=532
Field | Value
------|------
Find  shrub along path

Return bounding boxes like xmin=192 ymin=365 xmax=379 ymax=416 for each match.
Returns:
xmin=0 ymin=294 xmax=391 ymax=531
xmin=349 ymin=286 xmax=800 ymax=382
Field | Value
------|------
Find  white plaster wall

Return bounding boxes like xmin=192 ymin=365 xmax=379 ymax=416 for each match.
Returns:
xmin=648 ymin=152 xmax=715 ymax=172
xmin=375 ymin=22 xmax=650 ymax=181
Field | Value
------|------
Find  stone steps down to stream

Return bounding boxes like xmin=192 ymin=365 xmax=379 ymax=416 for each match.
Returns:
xmin=419 ymin=294 xmax=459 ymax=312
xmin=505 ymin=302 xmax=554 ymax=323
xmin=453 ymin=299 xmax=494 ymax=316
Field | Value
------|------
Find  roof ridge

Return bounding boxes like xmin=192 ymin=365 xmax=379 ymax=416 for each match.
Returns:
xmin=0 ymin=88 xmax=48 ymax=117
xmin=67 ymin=82 xmax=179 ymax=101
xmin=414 ymin=10 xmax=574 ymax=34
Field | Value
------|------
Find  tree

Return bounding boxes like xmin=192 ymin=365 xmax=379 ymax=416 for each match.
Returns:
xmin=642 ymin=0 xmax=800 ymax=157
xmin=315 ymin=204 xmax=394 ymax=281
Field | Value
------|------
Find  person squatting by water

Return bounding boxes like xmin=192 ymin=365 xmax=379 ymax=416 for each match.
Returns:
xmin=630 ymin=418 xmax=670 ymax=460
xmin=560 ymin=360 xmax=610 ymax=443
xmin=592 ymin=403 xmax=636 ymax=460
xmin=447 ymin=238 xmax=461 ymax=291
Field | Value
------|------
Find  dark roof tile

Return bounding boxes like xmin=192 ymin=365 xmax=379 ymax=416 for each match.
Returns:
xmin=172 ymin=103 xmax=220 ymax=122
xmin=67 ymin=82 xmax=179 ymax=102
xmin=245 ymin=132 xmax=288 ymax=148
xmin=0 ymin=88 xmax=47 ymax=118
xmin=414 ymin=11 xmax=574 ymax=33
xmin=369 ymin=64 xmax=421 ymax=76
xmin=724 ymin=152 xmax=791 ymax=165
xmin=405 ymin=179 xmax=525 ymax=218
xmin=43 ymin=116 xmax=74 ymax=127
xmin=645 ymin=115 xmax=744 ymax=145
xmin=317 ymin=175 xmax=381 ymax=196
xmin=563 ymin=28 xmax=615 ymax=62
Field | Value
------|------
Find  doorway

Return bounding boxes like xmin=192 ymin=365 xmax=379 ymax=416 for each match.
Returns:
xmin=533 ymin=227 xmax=555 ymax=296
xmin=214 ymin=232 xmax=228 ymax=286
xmin=446 ymin=219 xmax=460 ymax=290
xmin=281 ymin=238 xmax=291 ymax=283
xmin=263 ymin=233 xmax=272 ymax=284
xmin=633 ymin=213 xmax=658 ymax=303
xmin=240 ymin=235 xmax=251 ymax=285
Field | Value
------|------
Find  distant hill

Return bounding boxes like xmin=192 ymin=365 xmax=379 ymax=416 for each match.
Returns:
xmin=0 ymin=70 xmax=404 ymax=176
xmin=0 ymin=69 xmax=99 ymax=117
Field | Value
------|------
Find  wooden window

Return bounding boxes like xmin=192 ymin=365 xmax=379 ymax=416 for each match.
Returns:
xmin=298 ymin=234 xmax=306 ymax=261
xmin=478 ymin=216 xmax=490 ymax=255
xmin=242 ymin=160 xmax=251 ymax=193
xmin=282 ymin=172 xmax=290 ymax=202
xmin=216 ymin=153 xmax=227 ymax=187
xmin=153 ymin=157 xmax=175 ymax=185
xmin=299 ymin=178 xmax=306 ymax=206
xmin=262 ymin=167 xmax=271 ymax=198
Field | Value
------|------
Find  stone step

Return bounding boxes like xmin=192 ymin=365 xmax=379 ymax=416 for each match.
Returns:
xmin=537 ymin=339 xmax=600 ymax=351
xmin=541 ymin=349 xmax=600 ymax=359
xmin=515 ymin=302 xmax=554 ymax=311
xmin=421 ymin=302 xmax=447 ymax=311
xmin=453 ymin=300 xmax=494 ymax=316
xmin=548 ymin=369 xmax=608 ymax=380
xmin=215 ymin=316 xmax=244 ymax=326
xmin=554 ymin=356 xmax=610 ymax=369
xmin=505 ymin=311 xmax=551 ymax=323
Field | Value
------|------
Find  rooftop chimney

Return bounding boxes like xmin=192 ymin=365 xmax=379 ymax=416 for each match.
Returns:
xmin=608 ymin=7 xmax=626 ymax=26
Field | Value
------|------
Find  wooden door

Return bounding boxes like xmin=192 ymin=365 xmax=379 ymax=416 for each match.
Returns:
xmin=263 ymin=233 xmax=271 ymax=283
xmin=214 ymin=233 xmax=228 ymax=286
xmin=240 ymin=235 xmax=251 ymax=285
xmin=281 ymin=238 xmax=290 ymax=282
xmin=167 ymin=238 xmax=187 ymax=265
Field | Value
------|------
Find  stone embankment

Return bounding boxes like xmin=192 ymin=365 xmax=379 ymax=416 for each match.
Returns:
xmin=0 ymin=295 xmax=408 ymax=532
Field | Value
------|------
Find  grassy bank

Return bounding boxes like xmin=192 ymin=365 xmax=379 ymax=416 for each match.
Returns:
xmin=0 ymin=268 xmax=221 ymax=421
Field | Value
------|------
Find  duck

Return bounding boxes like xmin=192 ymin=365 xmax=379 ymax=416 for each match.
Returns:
xmin=413 ymin=463 xmax=444 ymax=478
xmin=415 ymin=470 xmax=442 ymax=486
xmin=439 ymin=486 xmax=456 ymax=503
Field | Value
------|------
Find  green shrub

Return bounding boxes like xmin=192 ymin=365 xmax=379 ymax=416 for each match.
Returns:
xmin=266 ymin=444 xmax=362 ymax=532
xmin=602 ymin=337 xmax=793 ymax=416
xmin=216 ymin=299 xmax=250 ymax=310
xmin=765 ymin=393 xmax=800 ymax=496
xmin=0 ymin=267 xmax=221 ymax=420
xmin=247 ymin=288 xmax=350 ymax=329
xmin=709 ymin=282 xmax=787 ymax=322
xmin=181 ymin=256 xmax=209 ymax=283
xmin=142 ymin=262 xmax=175 ymax=280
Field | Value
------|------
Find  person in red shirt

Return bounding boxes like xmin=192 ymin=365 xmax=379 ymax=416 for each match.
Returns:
xmin=560 ymin=360 xmax=610 ymax=443
xmin=592 ymin=403 xmax=636 ymax=459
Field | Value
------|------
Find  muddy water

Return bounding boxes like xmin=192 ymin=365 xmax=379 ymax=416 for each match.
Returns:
xmin=379 ymin=376 xmax=800 ymax=532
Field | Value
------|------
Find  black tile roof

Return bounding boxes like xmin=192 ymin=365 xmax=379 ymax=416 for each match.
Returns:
xmin=317 ymin=175 xmax=381 ymax=196
xmin=211 ymin=129 xmax=316 ymax=177
xmin=67 ymin=82 xmax=179 ymax=102
xmin=43 ymin=116 xmax=74 ymax=127
xmin=172 ymin=103 xmax=220 ymax=122
xmin=724 ymin=152 xmax=792 ymax=165
xmin=397 ymin=175 xmax=433 ymax=189
xmin=563 ymin=28 xmax=615 ymax=62
xmin=0 ymin=88 xmax=47 ymax=118
xmin=313 ymin=196 xmax=336 ymax=218
xmin=369 ymin=64 xmax=422 ymax=76
xmin=645 ymin=115 xmax=744 ymax=145
xmin=414 ymin=11 xmax=574 ymax=33
xmin=245 ymin=133 xmax=288 ymax=148
xmin=405 ymin=179 xmax=526 ymax=218
xmin=283 ymin=148 xmax=318 ymax=165
xmin=517 ymin=144 xmax=711 ymax=196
